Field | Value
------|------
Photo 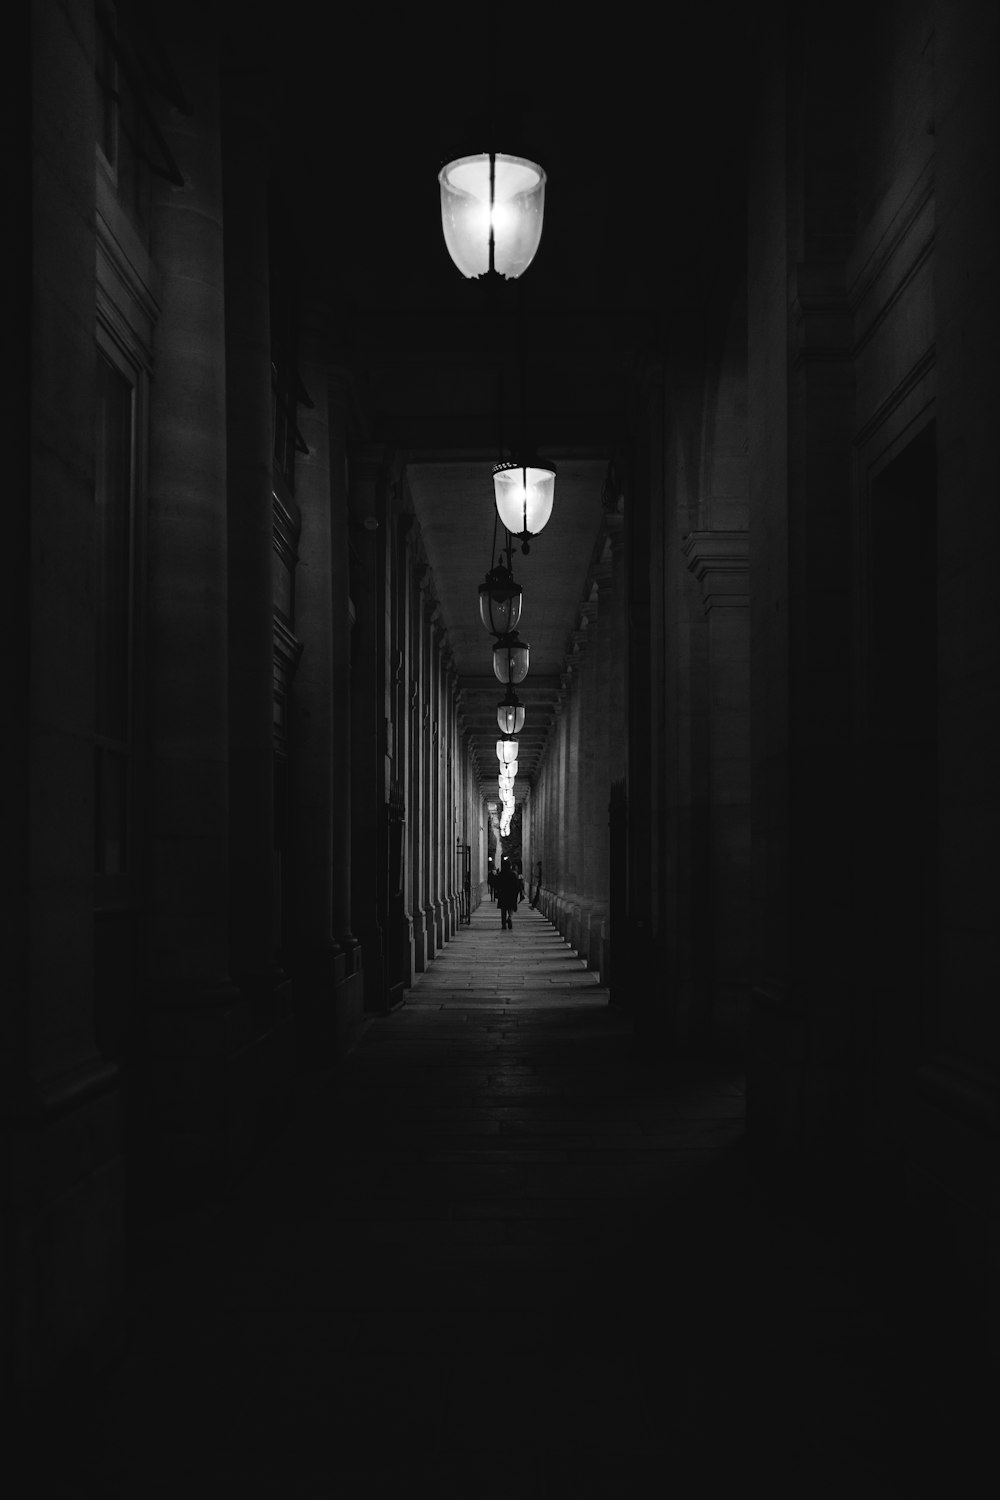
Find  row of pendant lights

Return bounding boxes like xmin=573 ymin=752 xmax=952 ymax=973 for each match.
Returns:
xmin=484 ymin=561 xmax=525 ymax=828
xmin=439 ymin=145 xmax=553 ymax=839
xmin=441 ymin=152 xmax=557 ymax=554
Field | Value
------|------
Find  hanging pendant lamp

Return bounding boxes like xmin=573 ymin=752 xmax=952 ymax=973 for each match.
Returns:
xmin=439 ymin=153 xmax=546 ymax=280
xmin=479 ymin=561 xmax=523 ymax=636
xmin=493 ymin=631 xmax=529 ymax=686
xmin=492 ymin=460 xmax=556 ymax=552
xmin=496 ymin=685 xmax=525 ymax=735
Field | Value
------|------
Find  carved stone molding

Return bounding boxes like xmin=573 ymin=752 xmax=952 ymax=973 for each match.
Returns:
xmin=681 ymin=530 xmax=749 ymax=612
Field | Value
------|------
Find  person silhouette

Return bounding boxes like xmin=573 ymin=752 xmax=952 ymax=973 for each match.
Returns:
xmin=494 ymin=857 xmax=520 ymax=930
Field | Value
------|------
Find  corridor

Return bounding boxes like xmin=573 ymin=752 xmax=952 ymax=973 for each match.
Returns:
xmin=32 ymin=900 xmax=990 ymax=1498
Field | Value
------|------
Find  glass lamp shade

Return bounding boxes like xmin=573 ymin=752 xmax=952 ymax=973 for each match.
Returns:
xmin=493 ymin=632 xmax=529 ymax=685
xmin=492 ymin=461 xmax=556 ymax=542
xmin=478 ymin=564 xmax=522 ymax=636
xmin=496 ymin=737 xmax=519 ymax=765
xmin=497 ymin=690 xmax=525 ymax=735
xmin=438 ymin=153 xmax=546 ymax=280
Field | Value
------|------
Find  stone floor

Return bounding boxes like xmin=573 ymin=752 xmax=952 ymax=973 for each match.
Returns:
xmin=27 ymin=900 xmax=993 ymax=1496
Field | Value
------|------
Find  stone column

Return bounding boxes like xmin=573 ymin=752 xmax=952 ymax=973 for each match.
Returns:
xmin=288 ymin=351 xmax=346 ymax=1059
xmin=607 ymin=514 xmax=627 ymax=783
xmin=221 ymin=68 xmax=290 ymax=1031
xmin=349 ymin=447 xmax=390 ymax=1012
xmin=145 ymin=44 xmax=245 ymax=1175
xmin=408 ymin=564 xmax=427 ymax=970
xmin=565 ymin=646 xmax=584 ymax=952
xmin=682 ymin=531 xmax=751 ymax=1053
xmin=327 ymin=371 xmax=363 ymax=1043
xmin=747 ymin=12 xmax=856 ymax=1161
xmin=397 ymin=534 xmax=416 ymax=983
xmin=447 ymin=659 xmax=460 ymax=934
xmin=446 ymin=657 xmax=458 ymax=936
xmin=555 ymin=688 xmax=570 ymax=935
xmin=6 ymin=1 xmax=122 ymax=1391
xmin=420 ymin=586 xmax=437 ymax=962
xmin=431 ymin=617 xmax=446 ymax=951
xmin=587 ymin=566 xmax=612 ymax=974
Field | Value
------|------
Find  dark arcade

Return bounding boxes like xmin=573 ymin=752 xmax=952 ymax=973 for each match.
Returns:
xmin=5 ymin=1 xmax=998 ymax=1494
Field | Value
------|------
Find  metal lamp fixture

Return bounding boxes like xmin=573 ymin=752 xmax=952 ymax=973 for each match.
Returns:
xmin=496 ymin=737 xmax=519 ymax=765
xmin=492 ymin=460 xmax=556 ymax=552
xmin=479 ymin=561 xmax=523 ymax=636
xmin=497 ymin=685 xmax=525 ymax=735
xmin=493 ymin=631 xmax=529 ymax=686
xmin=439 ymin=153 xmax=546 ymax=280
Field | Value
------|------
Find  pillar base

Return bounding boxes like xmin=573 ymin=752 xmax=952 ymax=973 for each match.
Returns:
xmin=412 ymin=908 xmax=429 ymax=973
xmin=423 ymin=905 xmax=438 ymax=963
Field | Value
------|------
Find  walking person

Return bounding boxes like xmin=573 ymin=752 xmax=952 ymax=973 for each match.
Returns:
xmin=495 ymin=857 xmax=520 ymax=930
xmin=530 ymin=861 xmax=542 ymax=910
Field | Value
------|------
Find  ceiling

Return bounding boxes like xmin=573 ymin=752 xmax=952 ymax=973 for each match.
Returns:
xmin=255 ymin=1 xmax=751 ymax=800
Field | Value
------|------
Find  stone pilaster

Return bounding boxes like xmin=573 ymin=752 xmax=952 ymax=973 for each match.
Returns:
xmin=588 ymin=561 xmax=613 ymax=977
xmin=145 ymin=43 xmax=246 ymax=1177
xmin=5 ymin=1 xmax=123 ymax=1393
xmin=607 ymin=514 xmax=627 ymax=784
xmin=221 ymin=65 xmax=293 ymax=1089
xmin=349 ymin=446 xmax=390 ymax=1013
xmin=430 ymin=614 xmax=445 ymax=952
xmin=327 ymin=371 xmax=363 ymax=1044
xmin=288 ymin=353 xmax=348 ymax=1061
xmin=419 ymin=584 xmax=437 ymax=963
xmin=683 ymin=531 xmax=751 ymax=1052
xmin=747 ymin=13 xmax=857 ymax=1161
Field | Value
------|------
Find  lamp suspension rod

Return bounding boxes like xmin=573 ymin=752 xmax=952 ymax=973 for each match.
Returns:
xmin=517 ymin=287 xmax=529 ymax=534
xmin=489 ymin=498 xmax=499 ymax=577
xmin=488 ymin=151 xmax=495 ymax=277
xmin=494 ymin=366 xmax=514 ymax=571
xmin=486 ymin=41 xmax=497 ymax=279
